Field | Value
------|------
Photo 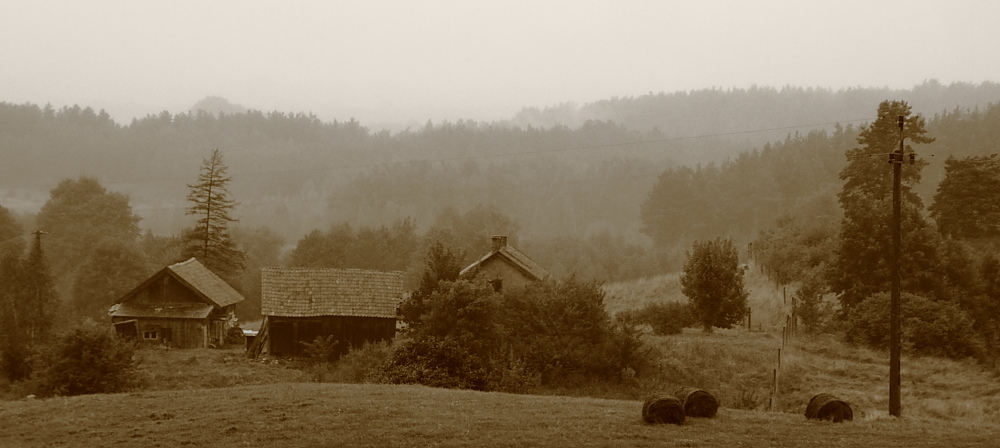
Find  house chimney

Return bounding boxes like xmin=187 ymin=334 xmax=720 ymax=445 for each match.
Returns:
xmin=491 ymin=235 xmax=507 ymax=252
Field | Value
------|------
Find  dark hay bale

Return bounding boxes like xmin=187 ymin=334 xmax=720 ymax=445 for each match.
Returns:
xmin=674 ymin=387 xmax=719 ymax=418
xmin=805 ymin=393 xmax=853 ymax=422
xmin=642 ymin=395 xmax=685 ymax=425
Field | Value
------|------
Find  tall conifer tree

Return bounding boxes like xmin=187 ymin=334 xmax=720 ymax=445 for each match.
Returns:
xmin=181 ymin=148 xmax=245 ymax=276
xmin=829 ymin=100 xmax=939 ymax=309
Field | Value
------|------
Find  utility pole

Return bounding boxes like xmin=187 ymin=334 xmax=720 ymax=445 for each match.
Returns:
xmin=889 ymin=116 xmax=904 ymax=417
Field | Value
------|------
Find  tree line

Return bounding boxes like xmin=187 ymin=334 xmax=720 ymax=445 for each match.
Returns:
xmin=751 ymin=100 xmax=1000 ymax=362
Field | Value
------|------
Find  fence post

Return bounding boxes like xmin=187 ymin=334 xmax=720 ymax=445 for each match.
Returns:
xmin=771 ymin=367 xmax=778 ymax=411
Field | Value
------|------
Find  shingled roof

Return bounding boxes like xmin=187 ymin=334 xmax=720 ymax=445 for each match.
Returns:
xmin=113 ymin=257 xmax=245 ymax=308
xmin=261 ymin=268 xmax=404 ymax=319
xmin=459 ymin=237 xmax=549 ymax=281
xmin=167 ymin=258 xmax=245 ymax=307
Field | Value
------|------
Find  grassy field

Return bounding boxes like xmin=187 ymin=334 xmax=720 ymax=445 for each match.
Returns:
xmin=1 ymin=382 xmax=998 ymax=448
xmin=602 ymin=264 xmax=794 ymax=330
xmin=2 ymin=266 xmax=998 ymax=446
xmin=603 ymin=266 xmax=1000 ymax=424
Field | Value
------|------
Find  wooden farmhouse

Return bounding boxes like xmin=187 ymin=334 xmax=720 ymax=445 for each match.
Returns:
xmin=460 ymin=235 xmax=549 ymax=292
xmin=248 ymin=267 xmax=404 ymax=359
xmin=109 ymin=258 xmax=244 ymax=348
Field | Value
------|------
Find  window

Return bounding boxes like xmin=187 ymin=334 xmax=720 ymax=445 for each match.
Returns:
xmin=490 ymin=279 xmax=503 ymax=293
xmin=143 ymin=326 xmax=159 ymax=340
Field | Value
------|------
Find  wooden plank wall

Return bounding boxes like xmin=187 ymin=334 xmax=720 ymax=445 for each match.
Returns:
xmin=267 ymin=316 xmax=396 ymax=358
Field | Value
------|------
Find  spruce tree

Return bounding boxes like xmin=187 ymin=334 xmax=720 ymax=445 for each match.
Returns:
xmin=829 ymin=100 xmax=939 ymax=309
xmin=22 ymin=232 xmax=57 ymax=346
xmin=181 ymin=148 xmax=245 ymax=276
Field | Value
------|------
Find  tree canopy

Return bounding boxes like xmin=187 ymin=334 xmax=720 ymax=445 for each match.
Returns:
xmin=829 ymin=100 xmax=939 ymax=309
xmin=680 ymin=237 xmax=748 ymax=331
xmin=930 ymin=154 xmax=1000 ymax=241
xmin=34 ymin=177 xmax=141 ymax=279
xmin=70 ymin=239 xmax=152 ymax=321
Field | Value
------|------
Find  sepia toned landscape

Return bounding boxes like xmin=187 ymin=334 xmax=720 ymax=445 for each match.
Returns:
xmin=3 ymin=2 xmax=1000 ymax=447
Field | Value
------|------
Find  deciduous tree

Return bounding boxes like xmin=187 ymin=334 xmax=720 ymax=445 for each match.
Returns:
xmin=69 ymin=239 xmax=152 ymax=321
xmin=929 ymin=154 xmax=1000 ymax=241
xmin=398 ymin=241 xmax=463 ymax=330
xmin=34 ymin=177 xmax=141 ymax=279
xmin=680 ymin=237 xmax=748 ymax=332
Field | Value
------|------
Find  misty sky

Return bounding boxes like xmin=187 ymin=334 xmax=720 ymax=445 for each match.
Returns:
xmin=2 ymin=0 xmax=997 ymax=128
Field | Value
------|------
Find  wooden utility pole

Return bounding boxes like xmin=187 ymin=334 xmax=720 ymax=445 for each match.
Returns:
xmin=889 ymin=116 xmax=904 ymax=417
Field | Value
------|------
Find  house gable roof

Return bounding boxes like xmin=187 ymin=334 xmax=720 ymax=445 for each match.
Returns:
xmin=261 ymin=268 xmax=404 ymax=318
xmin=459 ymin=244 xmax=550 ymax=281
xmin=114 ymin=258 xmax=245 ymax=309
xmin=166 ymin=258 xmax=245 ymax=308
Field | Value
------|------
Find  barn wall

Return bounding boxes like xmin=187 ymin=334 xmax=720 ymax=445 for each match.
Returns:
xmin=476 ymin=257 xmax=535 ymax=292
xmin=112 ymin=316 xmax=210 ymax=348
xmin=266 ymin=315 xmax=396 ymax=358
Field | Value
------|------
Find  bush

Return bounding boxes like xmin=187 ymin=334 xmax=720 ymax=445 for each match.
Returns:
xmin=846 ymin=292 xmax=983 ymax=359
xmin=224 ymin=324 xmax=245 ymax=346
xmin=33 ymin=325 xmax=140 ymax=396
xmin=327 ymin=340 xmax=394 ymax=383
xmin=380 ymin=337 xmax=489 ymax=390
xmin=300 ymin=335 xmax=343 ymax=365
xmin=499 ymin=277 xmax=651 ymax=385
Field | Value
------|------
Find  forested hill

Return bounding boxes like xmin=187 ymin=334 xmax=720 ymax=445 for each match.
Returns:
xmin=512 ymin=80 xmax=1000 ymax=160
xmin=2 ymin=82 xmax=999 ymax=254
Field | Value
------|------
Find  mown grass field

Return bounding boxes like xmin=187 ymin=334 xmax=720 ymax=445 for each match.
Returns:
xmin=2 ymin=382 xmax=998 ymax=448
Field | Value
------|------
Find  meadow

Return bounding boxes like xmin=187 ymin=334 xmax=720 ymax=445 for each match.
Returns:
xmin=2 ymin=268 xmax=998 ymax=446
xmin=1 ymin=381 xmax=996 ymax=448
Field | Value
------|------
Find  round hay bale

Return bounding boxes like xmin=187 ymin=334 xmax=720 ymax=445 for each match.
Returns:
xmin=674 ymin=387 xmax=719 ymax=418
xmin=805 ymin=393 xmax=853 ymax=422
xmin=642 ymin=395 xmax=685 ymax=425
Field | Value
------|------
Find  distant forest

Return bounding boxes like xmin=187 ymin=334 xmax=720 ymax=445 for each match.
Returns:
xmin=3 ymin=80 xmax=1000 ymax=276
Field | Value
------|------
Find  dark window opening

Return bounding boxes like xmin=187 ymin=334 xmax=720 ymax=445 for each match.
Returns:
xmin=490 ymin=279 xmax=503 ymax=293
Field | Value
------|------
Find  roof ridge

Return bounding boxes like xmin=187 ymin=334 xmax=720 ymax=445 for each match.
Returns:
xmin=170 ymin=257 xmax=197 ymax=268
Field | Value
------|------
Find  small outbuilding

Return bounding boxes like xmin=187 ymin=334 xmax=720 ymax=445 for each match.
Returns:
xmin=460 ymin=235 xmax=549 ymax=292
xmin=249 ymin=267 xmax=404 ymax=359
xmin=109 ymin=258 xmax=244 ymax=348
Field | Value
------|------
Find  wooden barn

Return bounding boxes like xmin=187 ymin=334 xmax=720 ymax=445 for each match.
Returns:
xmin=248 ymin=268 xmax=404 ymax=359
xmin=109 ymin=258 xmax=244 ymax=348
xmin=460 ymin=235 xmax=549 ymax=292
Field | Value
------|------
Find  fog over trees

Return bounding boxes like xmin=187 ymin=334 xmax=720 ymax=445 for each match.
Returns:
xmin=4 ymin=81 xmax=1000 ymax=326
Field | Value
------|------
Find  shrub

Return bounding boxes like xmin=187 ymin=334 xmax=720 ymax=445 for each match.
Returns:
xmin=499 ymin=277 xmax=651 ymax=385
xmin=380 ymin=337 xmax=489 ymax=390
xmin=300 ymin=335 xmax=343 ymax=365
xmin=328 ymin=340 xmax=394 ymax=383
xmin=33 ymin=325 xmax=140 ymax=396
xmin=488 ymin=350 xmax=542 ymax=393
xmin=793 ymin=271 xmax=836 ymax=334
xmin=846 ymin=292 xmax=983 ymax=359
xmin=224 ymin=324 xmax=245 ymax=346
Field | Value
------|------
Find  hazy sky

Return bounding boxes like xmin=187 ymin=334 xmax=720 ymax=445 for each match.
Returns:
xmin=2 ymin=0 xmax=997 ymax=127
